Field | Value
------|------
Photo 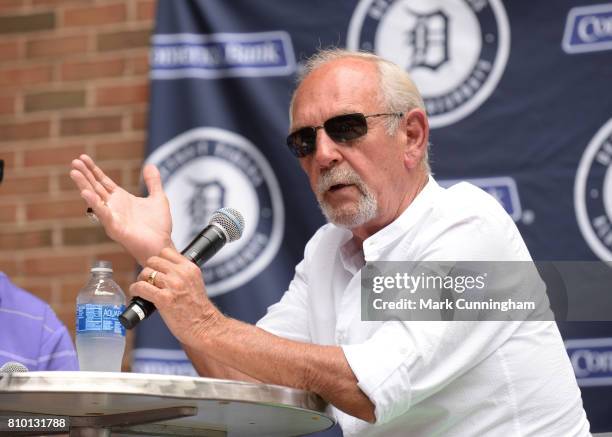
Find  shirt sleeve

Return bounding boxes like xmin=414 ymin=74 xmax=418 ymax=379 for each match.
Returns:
xmin=38 ymin=305 xmax=79 ymax=371
xmin=342 ymin=196 xmax=532 ymax=425
xmin=256 ymin=259 xmax=311 ymax=343
xmin=342 ymin=320 xmax=522 ymax=425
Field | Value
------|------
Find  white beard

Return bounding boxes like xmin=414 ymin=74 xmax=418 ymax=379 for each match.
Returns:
xmin=316 ymin=165 xmax=378 ymax=228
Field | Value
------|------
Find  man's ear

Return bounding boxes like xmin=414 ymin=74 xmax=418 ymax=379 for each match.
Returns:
xmin=402 ymin=108 xmax=429 ymax=170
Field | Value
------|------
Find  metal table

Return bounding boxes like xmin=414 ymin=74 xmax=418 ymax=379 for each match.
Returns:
xmin=0 ymin=371 xmax=335 ymax=436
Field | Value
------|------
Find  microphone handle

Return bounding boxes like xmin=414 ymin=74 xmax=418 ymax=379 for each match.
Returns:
xmin=181 ymin=224 xmax=227 ymax=265
xmin=120 ymin=224 xmax=227 ymax=329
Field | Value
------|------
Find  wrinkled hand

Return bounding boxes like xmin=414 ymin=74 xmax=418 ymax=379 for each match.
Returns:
xmin=70 ymin=154 xmax=173 ymax=265
xmin=131 ymin=247 xmax=221 ymax=347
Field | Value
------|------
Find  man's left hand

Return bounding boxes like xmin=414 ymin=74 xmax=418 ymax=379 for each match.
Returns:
xmin=130 ymin=247 xmax=221 ymax=347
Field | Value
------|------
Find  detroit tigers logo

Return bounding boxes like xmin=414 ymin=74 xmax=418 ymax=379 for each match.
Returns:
xmin=146 ymin=128 xmax=285 ymax=296
xmin=575 ymin=119 xmax=612 ymax=261
xmin=347 ymin=0 xmax=510 ymax=128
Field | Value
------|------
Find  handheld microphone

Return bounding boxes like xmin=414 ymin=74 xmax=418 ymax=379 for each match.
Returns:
xmin=119 ymin=207 xmax=245 ymax=330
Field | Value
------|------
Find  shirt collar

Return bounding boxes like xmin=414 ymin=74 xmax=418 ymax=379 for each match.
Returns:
xmin=338 ymin=175 xmax=441 ymax=267
xmin=339 ymin=234 xmax=365 ymax=274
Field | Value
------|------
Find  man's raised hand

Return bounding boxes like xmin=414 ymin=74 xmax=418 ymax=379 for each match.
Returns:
xmin=70 ymin=154 xmax=174 ymax=265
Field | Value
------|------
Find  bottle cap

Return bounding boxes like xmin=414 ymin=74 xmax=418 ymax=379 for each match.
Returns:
xmin=91 ymin=260 xmax=113 ymax=273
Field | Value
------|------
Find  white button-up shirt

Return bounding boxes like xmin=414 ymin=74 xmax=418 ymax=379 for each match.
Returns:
xmin=257 ymin=177 xmax=590 ymax=436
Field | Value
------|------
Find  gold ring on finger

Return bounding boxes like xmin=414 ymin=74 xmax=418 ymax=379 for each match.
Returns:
xmin=147 ymin=270 xmax=158 ymax=287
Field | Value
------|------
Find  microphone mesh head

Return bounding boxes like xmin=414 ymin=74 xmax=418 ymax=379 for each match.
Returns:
xmin=210 ymin=208 xmax=245 ymax=242
xmin=0 ymin=361 xmax=28 ymax=373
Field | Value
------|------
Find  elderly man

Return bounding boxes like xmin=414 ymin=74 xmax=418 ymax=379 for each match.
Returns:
xmin=70 ymin=50 xmax=589 ymax=436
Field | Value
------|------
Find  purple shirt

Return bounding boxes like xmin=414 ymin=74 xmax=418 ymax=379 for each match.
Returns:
xmin=0 ymin=272 xmax=78 ymax=371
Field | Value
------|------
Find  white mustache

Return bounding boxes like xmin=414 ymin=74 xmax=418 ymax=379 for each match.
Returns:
xmin=316 ymin=166 xmax=367 ymax=196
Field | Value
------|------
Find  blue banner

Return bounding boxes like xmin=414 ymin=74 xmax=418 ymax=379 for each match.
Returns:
xmin=135 ymin=0 xmax=612 ymax=433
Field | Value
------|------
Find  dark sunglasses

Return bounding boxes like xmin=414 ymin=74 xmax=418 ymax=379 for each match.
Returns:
xmin=286 ymin=112 xmax=403 ymax=158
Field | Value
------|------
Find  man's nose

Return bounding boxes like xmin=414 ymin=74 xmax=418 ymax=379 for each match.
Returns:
xmin=313 ymin=128 xmax=342 ymax=169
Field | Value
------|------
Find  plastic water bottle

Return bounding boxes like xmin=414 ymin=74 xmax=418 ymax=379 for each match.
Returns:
xmin=76 ymin=260 xmax=126 ymax=372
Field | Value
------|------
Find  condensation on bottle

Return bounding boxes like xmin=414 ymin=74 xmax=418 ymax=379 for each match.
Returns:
xmin=75 ymin=260 xmax=126 ymax=372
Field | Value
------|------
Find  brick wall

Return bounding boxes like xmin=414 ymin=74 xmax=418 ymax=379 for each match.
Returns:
xmin=0 ymin=0 xmax=157 ymax=368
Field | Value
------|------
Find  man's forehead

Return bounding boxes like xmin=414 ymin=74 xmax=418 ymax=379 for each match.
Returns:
xmin=291 ymin=59 xmax=380 ymax=123
xmin=299 ymin=58 xmax=378 ymax=93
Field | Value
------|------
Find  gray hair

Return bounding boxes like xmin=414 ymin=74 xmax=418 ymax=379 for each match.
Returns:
xmin=289 ymin=48 xmax=430 ymax=173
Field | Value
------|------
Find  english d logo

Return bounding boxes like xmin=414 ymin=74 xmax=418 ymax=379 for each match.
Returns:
xmin=347 ymin=0 xmax=510 ymax=128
